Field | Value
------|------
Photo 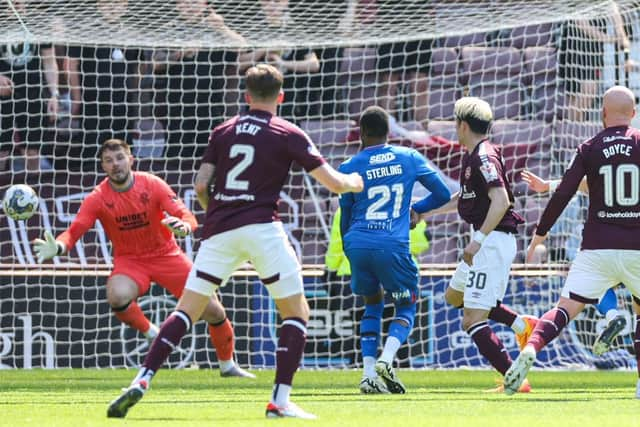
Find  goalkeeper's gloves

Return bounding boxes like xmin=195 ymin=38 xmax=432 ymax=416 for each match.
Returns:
xmin=33 ymin=231 xmax=66 ymax=263
xmin=161 ymin=215 xmax=192 ymax=237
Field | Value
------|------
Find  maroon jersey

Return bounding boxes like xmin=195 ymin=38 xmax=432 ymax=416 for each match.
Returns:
xmin=200 ymin=109 xmax=325 ymax=238
xmin=537 ymin=125 xmax=640 ymax=250
xmin=458 ymin=139 xmax=523 ymax=232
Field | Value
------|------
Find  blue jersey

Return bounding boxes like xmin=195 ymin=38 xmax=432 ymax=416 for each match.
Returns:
xmin=339 ymin=143 xmax=450 ymax=252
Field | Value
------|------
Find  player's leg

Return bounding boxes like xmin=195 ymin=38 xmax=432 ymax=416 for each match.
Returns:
xmin=108 ymin=236 xmax=242 ymax=418
xmin=505 ymin=250 xmax=616 ymax=395
xmin=106 ymin=260 xmax=157 ymax=340
xmin=373 ymin=250 xmax=419 ymax=394
xmin=154 ymin=253 xmax=253 ymax=378
xmin=593 ymin=286 xmax=627 ymax=356
xmin=246 ymin=222 xmax=316 ymax=419
xmin=488 ymin=303 xmax=538 ymax=350
xmin=346 ymin=248 xmax=388 ymax=393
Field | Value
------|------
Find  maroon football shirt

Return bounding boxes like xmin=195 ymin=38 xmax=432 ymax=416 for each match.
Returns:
xmin=537 ymin=125 xmax=640 ymax=250
xmin=200 ymin=109 xmax=325 ymax=238
xmin=457 ymin=139 xmax=523 ymax=233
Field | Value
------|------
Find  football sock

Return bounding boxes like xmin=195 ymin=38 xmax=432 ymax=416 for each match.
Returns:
xmin=380 ymin=304 xmax=416 ymax=363
xmin=142 ymin=310 xmax=192 ymax=373
xmin=112 ymin=301 xmax=151 ymax=334
xmin=379 ymin=336 xmax=402 ymax=364
xmin=272 ymin=317 xmax=306 ymax=406
xmin=208 ymin=317 xmax=234 ymax=362
xmin=634 ymin=316 xmax=640 ymax=378
xmin=596 ymin=288 xmax=617 ymax=316
xmin=144 ymin=324 xmax=159 ymax=340
xmin=528 ymin=307 xmax=569 ymax=352
xmin=467 ymin=321 xmax=511 ymax=375
xmin=488 ymin=304 xmax=520 ymax=332
xmin=360 ymin=302 xmax=384 ymax=366
xmin=363 ymin=356 xmax=376 ymax=378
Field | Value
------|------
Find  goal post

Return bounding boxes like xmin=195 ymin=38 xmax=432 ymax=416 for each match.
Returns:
xmin=1 ymin=0 xmax=639 ymax=370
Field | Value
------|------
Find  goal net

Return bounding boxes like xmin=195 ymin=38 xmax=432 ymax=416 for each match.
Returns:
xmin=1 ymin=0 xmax=639 ymax=371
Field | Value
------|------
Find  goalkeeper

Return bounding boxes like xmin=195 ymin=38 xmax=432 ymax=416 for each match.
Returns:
xmin=32 ymin=139 xmax=253 ymax=378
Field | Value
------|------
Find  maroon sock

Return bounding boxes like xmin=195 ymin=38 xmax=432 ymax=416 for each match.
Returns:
xmin=634 ymin=316 xmax=640 ymax=378
xmin=467 ymin=321 xmax=512 ymax=375
xmin=529 ymin=307 xmax=569 ymax=352
xmin=488 ymin=304 xmax=518 ymax=327
xmin=275 ymin=317 xmax=307 ymax=386
xmin=142 ymin=310 xmax=191 ymax=372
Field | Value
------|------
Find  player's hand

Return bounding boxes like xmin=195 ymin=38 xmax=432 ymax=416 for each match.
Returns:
xmin=47 ymin=96 xmax=59 ymax=123
xmin=462 ymin=240 xmax=481 ymax=266
xmin=410 ymin=208 xmax=421 ymax=229
xmin=0 ymin=75 xmax=13 ymax=97
xmin=526 ymin=232 xmax=548 ymax=263
xmin=33 ymin=231 xmax=63 ymax=263
xmin=347 ymin=173 xmax=364 ymax=193
xmin=161 ymin=215 xmax=192 ymax=237
xmin=521 ymin=170 xmax=549 ymax=193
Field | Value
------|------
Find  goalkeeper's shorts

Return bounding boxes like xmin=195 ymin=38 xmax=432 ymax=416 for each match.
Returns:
xmin=110 ymin=252 xmax=193 ymax=297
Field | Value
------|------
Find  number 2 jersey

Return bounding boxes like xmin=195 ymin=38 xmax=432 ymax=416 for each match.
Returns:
xmin=57 ymin=171 xmax=197 ymax=258
xmin=537 ymin=125 xmax=640 ymax=250
xmin=199 ymin=109 xmax=325 ymax=238
xmin=338 ymin=143 xmax=445 ymax=252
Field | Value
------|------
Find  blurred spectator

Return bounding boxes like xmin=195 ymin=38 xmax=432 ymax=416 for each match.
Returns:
xmin=67 ymin=0 xmax=144 ymax=169
xmin=559 ymin=1 xmax=630 ymax=121
xmin=0 ymin=1 xmax=59 ymax=172
xmin=151 ymin=0 xmax=246 ymax=158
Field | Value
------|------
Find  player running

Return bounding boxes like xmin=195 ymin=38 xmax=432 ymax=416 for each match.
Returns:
xmin=33 ymin=139 xmax=253 ymax=379
xmin=107 ymin=64 xmax=363 ymax=419
xmin=339 ymin=106 xmax=450 ymax=394
xmin=505 ymin=86 xmax=640 ymax=397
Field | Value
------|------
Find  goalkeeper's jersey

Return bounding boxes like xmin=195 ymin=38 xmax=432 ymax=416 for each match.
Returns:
xmin=57 ymin=171 xmax=197 ymax=258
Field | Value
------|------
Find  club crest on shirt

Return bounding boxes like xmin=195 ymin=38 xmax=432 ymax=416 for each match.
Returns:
xmin=479 ymin=162 xmax=498 ymax=182
xmin=140 ymin=192 xmax=150 ymax=206
xmin=464 ymin=166 xmax=471 ymax=180
xmin=105 ymin=201 xmax=114 ymax=209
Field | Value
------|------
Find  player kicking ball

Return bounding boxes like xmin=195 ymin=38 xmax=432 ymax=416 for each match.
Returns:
xmin=33 ymin=139 xmax=254 ymax=383
xmin=505 ymin=86 xmax=640 ymax=397
xmin=107 ymin=64 xmax=363 ymax=419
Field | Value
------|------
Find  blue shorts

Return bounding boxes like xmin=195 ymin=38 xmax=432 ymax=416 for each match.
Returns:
xmin=346 ymin=248 xmax=419 ymax=304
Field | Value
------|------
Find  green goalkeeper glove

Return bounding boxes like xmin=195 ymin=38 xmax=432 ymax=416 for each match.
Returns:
xmin=161 ymin=215 xmax=192 ymax=238
xmin=33 ymin=231 xmax=65 ymax=263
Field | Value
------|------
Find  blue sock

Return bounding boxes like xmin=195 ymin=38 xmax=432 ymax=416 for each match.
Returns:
xmin=596 ymin=288 xmax=617 ymax=316
xmin=388 ymin=303 xmax=417 ymax=345
xmin=361 ymin=302 xmax=384 ymax=359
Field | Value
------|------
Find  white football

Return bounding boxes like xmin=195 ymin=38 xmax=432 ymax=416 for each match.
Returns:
xmin=2 ymin=184 xmax=39 ymax=221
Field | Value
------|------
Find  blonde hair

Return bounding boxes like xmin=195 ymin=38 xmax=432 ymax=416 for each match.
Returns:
xmin=454 ymin=97 xmax=493 ymax=134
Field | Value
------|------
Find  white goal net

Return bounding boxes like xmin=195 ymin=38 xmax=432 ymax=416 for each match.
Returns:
xmin=1 ymin=0 xmax=639 ymax=371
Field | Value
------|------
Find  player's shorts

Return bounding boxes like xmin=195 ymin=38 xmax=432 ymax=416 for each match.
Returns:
xmin=110 ymin=252 xmax=192 ymax=298
xmin=562 ymin=249 xmax=640 ymax=302
xmin=346 ymin=248 xmax=419 ymax=305
xmin=185 ymin=222 xmax=303 ymax=299
xmin=449 ymin=230 xmax=517 ymax=310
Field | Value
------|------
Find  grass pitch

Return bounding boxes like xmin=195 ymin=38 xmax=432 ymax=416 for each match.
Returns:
xmin=0 ymin=369 xmax=637 ymax=427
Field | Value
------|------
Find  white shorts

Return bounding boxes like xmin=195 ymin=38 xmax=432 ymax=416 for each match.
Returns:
xmin=562 ymin=249 xmax=640 ymax=302
xmin=185 ymin=222 xmax=303 ymax=299
xmin=450 ymin=231 xmax=517 ymax=310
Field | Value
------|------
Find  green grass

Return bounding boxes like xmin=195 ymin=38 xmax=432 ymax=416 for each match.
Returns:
xmin=0 ymin=369 xmax=637 ymax=427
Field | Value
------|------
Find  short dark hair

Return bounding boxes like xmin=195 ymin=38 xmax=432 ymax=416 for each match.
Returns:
xmin=245 ymin=64 xmax=283 ymax=101
xmin=360 ymin=106 xmax=389 ymax=139
xmin=453 ymin=97 xmax=493 ymax=135
xmin=97 ymin=139 xmax=131 ymax=159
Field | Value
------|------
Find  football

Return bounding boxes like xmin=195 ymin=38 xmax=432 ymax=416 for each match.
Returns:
xmin=2 ymin=184 xmax=39 ymax=221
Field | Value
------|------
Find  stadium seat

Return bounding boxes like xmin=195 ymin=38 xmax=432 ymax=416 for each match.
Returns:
xmin=338 ymin=47 xmax=378 ymax=86
xmin=426 ymin=120 xmax=457 ymax=142
xmin=522 ymin=47 xmax=557 ymax=86
xmin=490 ymin=120 xmax=551 ymax=181
xmin=509 ymin=23 xmax=554 ymax=49
xmin=418 ymin=236 xmax=461 ymax=264
xmin=461 ymin=47 xmax=524 ymax=119
xmin=322 ymin=140 xmax=360 ymax=169
xmin=299 ymin=119 xmax=355 ymax=147
xmin=555 ymin=121 xmax=601 ymax=163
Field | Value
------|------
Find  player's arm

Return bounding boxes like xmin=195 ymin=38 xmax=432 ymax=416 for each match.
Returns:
xmin=411 ymin=160 xmax=452 ymax=216
xmin=156 ymin=178 xmax=198 ymax=237
xmin=34 ymin=194 xmax=98 ymax=262
xmin=194 ymin=162 xmax=215 ymax=210
xmin=527 ymin=152 xmax=585 ymax=261
xmin=418 ymin=191 xmax=459 ymax=218
xmin=309 ymin=163 xmax=363 ymax=194
xmin=522 ymin=169 xmax=589 ymax=195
